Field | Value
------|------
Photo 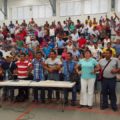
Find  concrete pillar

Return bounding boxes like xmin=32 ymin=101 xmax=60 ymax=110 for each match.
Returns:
xmin=3 ymin=0 xmax=7 ymax=19
xmin=49 ymin=0 xmax=56 ymax=16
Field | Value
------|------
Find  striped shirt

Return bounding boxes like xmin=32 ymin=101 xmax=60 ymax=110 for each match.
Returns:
xmin=16 ymin=60 xmax=31 ymax=79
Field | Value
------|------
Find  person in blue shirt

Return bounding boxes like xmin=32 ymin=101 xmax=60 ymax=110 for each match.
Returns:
xmin=113 ymin=39 xmax=120 ymax=57
xmin=62 ymin=52 xmax=77 ymax=106
xmin=42 ymin=44 xmax=52 ymax=58
xmin=70 ymin=47 xmax=80 ymax=58
xmin=75 ymin=50 xmax=99 ymax=109
xmin=56 ymin=35 xmax=65 ymax=55
xmin=32 ymin=52 xmax=45 ymax=103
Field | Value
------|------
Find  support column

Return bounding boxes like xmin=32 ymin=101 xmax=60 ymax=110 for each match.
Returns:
xmin=111 ymin=0 xmax=115 ymax=11
xmin=49 ymin=0 xmax=56 ymax=16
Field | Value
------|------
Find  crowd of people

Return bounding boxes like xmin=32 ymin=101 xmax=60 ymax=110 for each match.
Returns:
xmin=0 ymin=13 xmax=120 ymax=111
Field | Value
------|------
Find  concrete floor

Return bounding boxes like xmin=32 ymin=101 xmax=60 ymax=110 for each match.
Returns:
xmin=0 ymin=96 xmax=120 ymax=120
xmin=0 ymin=81 xmax=120 ymax=120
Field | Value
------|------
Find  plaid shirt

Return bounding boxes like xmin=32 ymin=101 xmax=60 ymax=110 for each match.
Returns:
xmin=32 ymin=58 xmax=44 ymax=81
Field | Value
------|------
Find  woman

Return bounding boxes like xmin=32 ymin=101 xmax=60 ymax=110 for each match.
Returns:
xmin=103 ymin=35 xmax=111 ymax=48
xmin=66 ymin=41 xmax=73 ymax=52
xmin=76 ymin=50 xmax=99 ymax=109
xmin=61 ymin=47 xmax=68 ymax=60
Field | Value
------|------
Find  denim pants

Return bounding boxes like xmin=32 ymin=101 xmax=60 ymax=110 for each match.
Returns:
xmin=64 ymin=76 xmax=77 ymax=103
xmin=33 ymin=88 xmax=45 ymax=101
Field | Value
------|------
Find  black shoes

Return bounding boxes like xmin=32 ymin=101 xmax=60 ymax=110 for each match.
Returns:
xmin=79 ymin=105 xmax=87 ymax=108
xmin=71 ymin=102 xmax=76 ymax=106
xmin=101 ymin=106 xmax=118 ymax=112
xmin=112 ymin=107 xmax=118 ymax=112
xmin=79 ymin=105 xmax=93 ymax=109
xmin=101 ymin=106 xmax=109 ymax=110
xmin=88 ymin=106 xmax=92 ymax=109
xmin=64 ymin=101 xmax=68 ymax=105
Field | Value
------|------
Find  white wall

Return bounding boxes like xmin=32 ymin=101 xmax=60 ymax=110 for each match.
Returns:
xmin=0 ymin=0 xmax=120 ymax=26
xmin=7 ymin=0 xmax=49 ymax=7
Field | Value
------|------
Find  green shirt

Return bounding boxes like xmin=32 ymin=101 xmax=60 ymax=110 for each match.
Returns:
xmin=17 ymin=40 xmax=24 ymax=48
xmin=78 ymin=58 xmax=98 ymax=79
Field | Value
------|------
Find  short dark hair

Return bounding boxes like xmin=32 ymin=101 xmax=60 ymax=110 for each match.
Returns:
xmin=67 ymin=52 xmax=73 ymax=57
xmin=107 ymin=42 xmax=111 ymax=45
xmin=106 ymin=49 xmax=113 ymax=54
xmin=84 ymin=50 xmax=92 ymax=55
xmin=20 ymin=53 xmax=26 ymax=56
xmin=36 ymin=51 xmax=42 ymax=56
xmin=50 ymin=49 xmax=56 ymax=54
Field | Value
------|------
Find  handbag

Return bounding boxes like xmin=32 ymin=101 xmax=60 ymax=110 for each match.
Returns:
xmin=98 ymin=59 xmax=111 ymax=81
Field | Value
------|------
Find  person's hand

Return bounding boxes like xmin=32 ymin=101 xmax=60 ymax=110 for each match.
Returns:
xmin=111 ymin=68 xmax=117 ymax=74
xmin=48 ymin=68 xmax=53 ymax=73
xmin=91 ymin=70 xmax=95 ymax=74
xmin=77 ymin=71 xmax=81 ymax=75
xmin=91 ymin=69 xmax=97 ymax=74
xmin=41 ymin=62 xmax=45 ymax=66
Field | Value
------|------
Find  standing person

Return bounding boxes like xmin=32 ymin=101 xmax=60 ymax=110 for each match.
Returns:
xmin=62 ymin=52 xmax=77 ymax=106
xmin=2 ymin=56 xmax=17 ymax=101
xmin=15 ymin=53 xmax=32 ymax=102
xmin=32 ymin=52 xmax=45 ymax=103
xmin=102 ymin=42 xmax=116 ymax=57
xmin=99 ymin=49 xmax=120 ymax=111
xmin=44 ymin=50 xmax=62 ymax=103
xmin=75 ymin=50 xmax=99 ymax=109
xmin=56 ymin=35 xmax=65 ymax=55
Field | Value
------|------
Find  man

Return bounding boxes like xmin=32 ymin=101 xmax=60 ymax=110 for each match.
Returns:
xmin=32 ymin=52 xmax=45 ymax=103
xmin=44 ymin=50 xmax=62 ymax=102
xmin=70 ymin=47 xmax=80 ymax=58
xmin=113 ymin=39 xmax=120 ymax=57
xmin=42 ymin=44 xmax=52 ymax=58
xmin=62 ymin=52 xmax=77 ymax=106
xmin=99 ymin=49 xmax=120 ymax=111
xmin=102 ymin=42 xmax=116 ymax=57
xmin=15 ymin=53 xmax=32 ymax=101
xmin=56 ymin=35 xmax=65 ymax=55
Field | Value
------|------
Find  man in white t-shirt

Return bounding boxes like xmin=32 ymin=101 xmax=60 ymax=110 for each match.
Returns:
xmin=44 ymin=50 xmax=62 ymax=102
xmin=31 ymin=37 xmax=39 ymax=48
xmin=25 ymin=36 xmax=32 ymax=48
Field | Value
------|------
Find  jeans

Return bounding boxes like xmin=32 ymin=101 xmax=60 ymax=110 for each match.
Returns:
xmin=33 ymin=88 xmax=45 ymax=101
xmin=101 ymin=77 xmax=117 ymax=108
xmin=64 ymin=76 xmax=77 ymax=103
